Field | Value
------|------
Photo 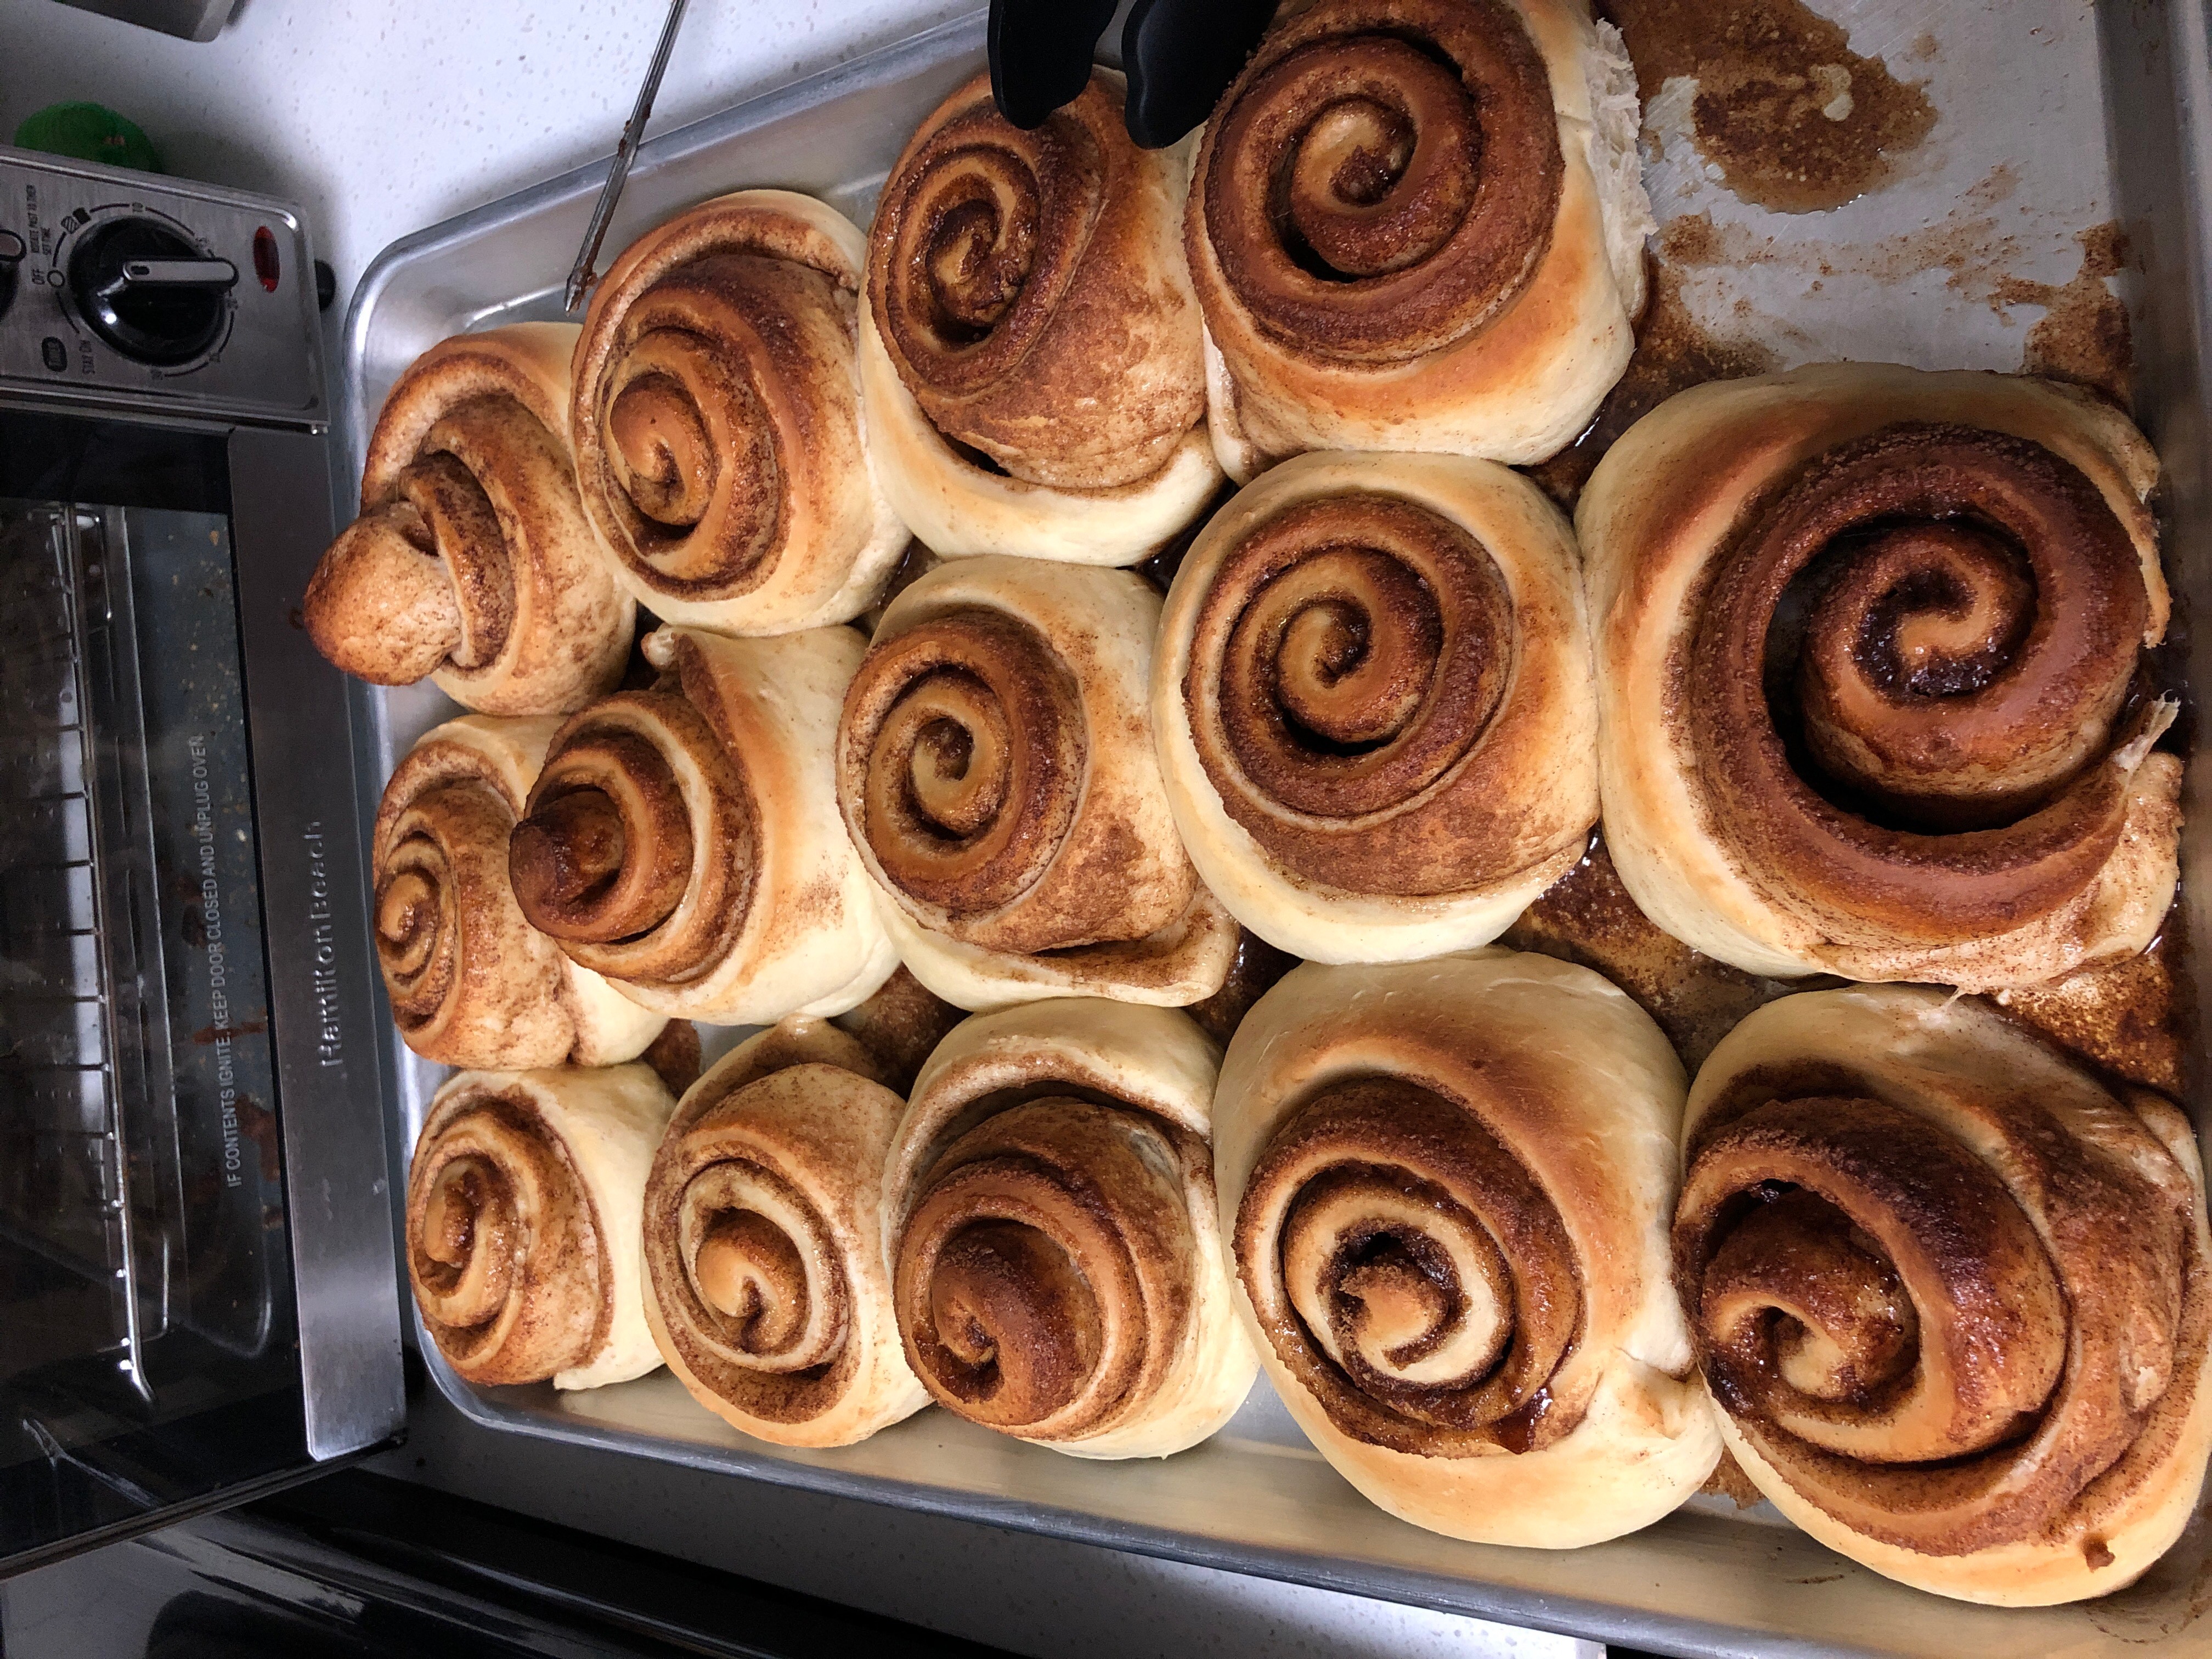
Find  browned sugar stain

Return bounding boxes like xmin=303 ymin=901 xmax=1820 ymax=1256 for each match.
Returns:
xmin=1604 ymin=0 xmax=1936 ymax=213
xmin=1993 ymin=913 xmax=2187 ymax=1096
xmin=1651 ymin=193 xmax=2135 ymax=408
xmin=1502 ymin=833 xmax=1813 ymax=1070
xmin=1701 ymin=1448 xmax=1768 ymax=1507
xmin=1530 ymin=255 xmax=1779 ymax=510
xmin=1502 ymin=837 xmax=2188 ymax=1097
xmin=640 ymin=1019 xmax=703 ymax=1097
xmin=1996 ymin=223 xmax=2136 ymax=407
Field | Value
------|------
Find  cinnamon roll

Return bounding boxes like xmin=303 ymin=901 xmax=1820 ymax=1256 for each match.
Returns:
xmin=1215 ymin=952 xmax=1718 ymax=1546
xmin=1582 ymin=364 xmax=2179 ymax=989
xmin=374 ymin=716 xmax=665 ymax=1070
xmin=508 ymin=625 xmax=897 ymax=1024
xmin=571 ymin=190 xmax=907 ymax=634
xmin=305 ymin=323 xmax=631 ymax=714
xmin=836 ymin=557 xmax=1237 ymax=1010
xmin=861 ymin=70 xmax=1221 ymax=563
xmin=1187 ymin=0 xmax=1651 ymax=479
xmin=1675 ymin=986 xmax=2212 ymax=1605
xmin=1154 ymin=453 xmax=1597 ymax=963
xmin=885 ymin=1000 xmax=1255 ymax=1456
xmin=407 ymin=1064 xmax=677 ymax=1390
xmin=641 ymin=1020 xmax=928 ymax=1446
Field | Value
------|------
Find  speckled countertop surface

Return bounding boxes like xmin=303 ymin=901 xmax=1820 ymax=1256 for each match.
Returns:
xmin=0 ymin=2 xmax=1595 ymax=1654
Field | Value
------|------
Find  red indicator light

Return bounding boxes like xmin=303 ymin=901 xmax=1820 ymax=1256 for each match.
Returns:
xmin=252 ymin=225 xmax=280 ymax=292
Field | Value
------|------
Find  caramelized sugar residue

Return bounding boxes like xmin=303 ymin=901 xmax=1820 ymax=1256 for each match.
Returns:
xmin=1503 ymin=833 xmax=1814 ymax=1071
xmin=1996 ymin=223 xmax=2136 ymax=407
xmin=1702 ymin=1448 xmax=1767 ymax=1508
xmin=1603 ymin=0 xmax=1936 ymax=212
xmin=1531 ymin=256 xmax=1779 ymax=510
xmin=641 ymin=1019 xmax=704 ymax=1097
xmin=1505 ymin=840 xmax=2188 ymax=1096
xmin=1993 ymin=917 xmax=2188 ymax=1096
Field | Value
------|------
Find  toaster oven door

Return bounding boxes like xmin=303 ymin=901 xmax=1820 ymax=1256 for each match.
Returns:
xmin=0 ymin=405 xmax=402 ymax=1576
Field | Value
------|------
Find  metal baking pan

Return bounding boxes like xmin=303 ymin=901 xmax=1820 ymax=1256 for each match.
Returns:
xmin=338 ymin=5 xmax=2212 ymax=1654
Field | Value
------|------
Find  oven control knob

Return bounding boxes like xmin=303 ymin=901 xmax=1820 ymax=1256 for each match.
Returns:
xmin=0 ymin=229 xmax=24 ymax=321
xmin=67 ymin=216 xmax=236 ymax=366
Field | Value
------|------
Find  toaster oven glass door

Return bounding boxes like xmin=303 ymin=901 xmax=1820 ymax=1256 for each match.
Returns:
xmin=0 ymin=408 xmax=399 ymax=1575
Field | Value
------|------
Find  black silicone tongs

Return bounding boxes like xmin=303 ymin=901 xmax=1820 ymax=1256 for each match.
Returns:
xmin=988 ymin=0 xmax=1274 ymax=148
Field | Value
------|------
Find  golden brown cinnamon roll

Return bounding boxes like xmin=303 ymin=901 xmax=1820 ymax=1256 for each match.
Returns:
xmin=641 ymin=1020 xmax=928 ymax=1446
xmin=1154 ymin=453 xmax=1597 ymax=963
xmin=373 ymin=716 xmax=665 ymax=1070
xmin=306 ymin=324 xmax=631 ymax=714
xmin=860 ymin=69 xmax=1222 ymax=563
xmin=1675 ymin=986 xmax=2212 ymax=1605
xmin=1187 ymin=0 xmax=1651 ymax=479
xmin=1583 ymin=364 xmax=2178 ymax=990
xmin=407 ymin=1064 xmax=676 ymax=1389
xmin=509 ymin=625 xmax=896 ymax=1024
xmin=836 ymin=557 xmax=1237 ymax=1009
xmin=885 ymin=1000 xmax=1255 ymax=1456
xmin=571 ymin=191 xmax=907 ymax=634
xmin=1215 ymin=952 xmax=1718 ymax=1545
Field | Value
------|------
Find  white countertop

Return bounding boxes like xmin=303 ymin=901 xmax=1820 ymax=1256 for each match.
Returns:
xmin=0 ymin=0 xmax=975 ymax=303
xmin=0 ymin=3 xmax=1599 ymax=1654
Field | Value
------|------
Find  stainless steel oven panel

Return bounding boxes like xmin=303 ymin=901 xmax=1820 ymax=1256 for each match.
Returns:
xmin=342 ymin=5 xmax=2212 ymax=1654
xmin=0 ymin=149 xmax=325 ymax=428
xmin=226 ymin=427 xmax=403 ymax=1462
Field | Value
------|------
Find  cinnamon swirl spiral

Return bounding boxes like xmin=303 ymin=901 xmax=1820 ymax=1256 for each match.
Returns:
xmin=885 ymin=1000 xmax=1255 ymax=1456
xmin=571 ymin=191 xmax=907 ymax=634
xmin=837 ymin=557 xmax=1237 ymax=1010
xmin=1583 ymin=364 xmax=2179 ymax=989
xmin=1675 ymin=986 xmax=2212 ymax=1605
xmin=1186 ymin=0 xmax=1652 ymax=478
xmin=1215 ymin=952 xmax=1718 ymax=1545
xmin=861 ymin=70 xmax=1221 ymax=563
xmin=407 ymin=1064 xmax=677 ymax=1390
xmin=1154 ymin=453 xmax=1597 ymax=962
xmin=508 ymin=625 xmax=896 ymax=1024
xmin=306 ymin=324 xmax=631 ymax=714
xmin=641 ymin=1020 xmax=928 ymax=1446
xmin=373 ymin=716 xmax=665 ymax=1070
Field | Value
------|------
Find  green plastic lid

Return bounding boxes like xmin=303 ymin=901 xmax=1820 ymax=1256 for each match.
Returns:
xmin=13 ymin=102 xmax=162 ymax=173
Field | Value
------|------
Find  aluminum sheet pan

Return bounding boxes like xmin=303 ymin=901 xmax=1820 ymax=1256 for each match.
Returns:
xmin=340 ymin=5 xmax=2212 ymax=1654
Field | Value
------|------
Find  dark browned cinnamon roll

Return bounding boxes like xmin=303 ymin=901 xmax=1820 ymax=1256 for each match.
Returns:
xmin=861 ymin=69 xmax=1220 ymax=562
xmin=305 ymin=324 xmax=631 ymax=714
xmin=1583 ymin=364 xmax=2177 ymax=989
xmin=1674 ymin=986 xmax=2212 ymax=1604
xmin=1214 ymin=952 xmax=1717 ymax=1544
xmin=1154 ymin=453 xmax=1596 ymax=962
xmin=1186 ymin=0 xmax=1651 ymax=476
xmin=641 ymin=1021 xmax=925 ymax=1446
xmin=406 ymin=1064 xmax=675 ymax=1389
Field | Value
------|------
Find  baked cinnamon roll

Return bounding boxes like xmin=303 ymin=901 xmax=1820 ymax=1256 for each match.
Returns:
xmin=641 ymin=1020 xmax=928 ymax=1446
xmin=407 ymin=1064 xmax=677 ymax=1389
xmin=885 ymin=1000 xmax=1255 ymax=1456
xmin=1187 ymin=0 xmax=1651 ymax=478
xmin=837 ymin=557 xmax=1237 ymax=1009
xmin=373 ymin=716 xmax=664 ymax=1070
xmin=1582 ymin=364 xmax=2178 ymax=990
xmin=508 ymin=625 xmax=897 ymax=1024
xmin=305 ymin=323 xmax=631 ymax=714
xmin=1154 ymin=453 xmax=1597 ymax=962
xmin=571 ymin=190 xmax=907 ymax=634
xmin=861 ymin=69 xmax=1221 ymax=563
xmin=1215 ymin=951 xmax=1718 ymax=1546
xmin=1675 ymin=986 xmax=2212 ymax=1605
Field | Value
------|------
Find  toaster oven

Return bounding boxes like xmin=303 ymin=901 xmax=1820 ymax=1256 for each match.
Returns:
xmin=0 ymin=144 xmax=400 ymax=1576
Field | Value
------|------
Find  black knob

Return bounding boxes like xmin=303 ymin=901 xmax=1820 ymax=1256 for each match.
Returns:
xmin=68 ymin=216 xmax=234 ymax=366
